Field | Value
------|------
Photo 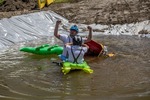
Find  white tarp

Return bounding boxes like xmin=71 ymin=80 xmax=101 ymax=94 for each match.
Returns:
xmin=0 ymin=11 xmax=149 ymax=48
xmin=0 ymin=11 xmax=69 ymax=48
xmin=90 ymin=20 xmax=150 ymax=37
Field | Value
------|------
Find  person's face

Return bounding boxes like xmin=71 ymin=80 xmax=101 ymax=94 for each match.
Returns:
xmin=70 ymin=30 xmax=77 ymax=36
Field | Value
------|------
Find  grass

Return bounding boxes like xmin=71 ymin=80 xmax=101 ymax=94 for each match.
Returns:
xmin=54 ymin=0 xmax=75 ymax=3
xmin=0 ymin=0 xmax=5 ymax=5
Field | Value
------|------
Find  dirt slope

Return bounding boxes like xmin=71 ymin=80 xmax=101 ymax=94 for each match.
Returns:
xmin=0 ymin=0 xmax=150 ymax=24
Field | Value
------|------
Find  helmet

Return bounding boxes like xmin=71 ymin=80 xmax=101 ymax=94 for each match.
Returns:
xmin=70 ymin=25 xmax=79 ymax=33
xmin=72 ymin=35 xmax=82 ymax=46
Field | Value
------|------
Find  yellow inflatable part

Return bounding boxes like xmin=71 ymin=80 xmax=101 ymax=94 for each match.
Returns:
xmin=62 ymin=61 xmax=93 ymax=75
xmin=46 ymin=0 xmax=53 ymax=6
xmin=38 ymin=0 xmax=46 ymax=9
xmin=108 ymin=53 xmax=115 ymax=57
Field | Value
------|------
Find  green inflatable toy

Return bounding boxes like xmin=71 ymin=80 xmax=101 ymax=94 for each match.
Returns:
xmin=62 ymin=61 xmax=93 ymax=75
xmin=20 ymin=44 xmax=63 ymax=55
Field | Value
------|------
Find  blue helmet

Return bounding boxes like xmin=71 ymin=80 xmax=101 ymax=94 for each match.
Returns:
xmin=70 ymin=25 xmax=79 ymax=33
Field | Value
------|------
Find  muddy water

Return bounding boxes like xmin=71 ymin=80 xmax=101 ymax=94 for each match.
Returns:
xmin=0 ymin=35 xmax=150 ymax=100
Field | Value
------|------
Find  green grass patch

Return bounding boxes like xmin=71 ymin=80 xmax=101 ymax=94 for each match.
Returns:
xmin=54 ymin=0 xmax=74 ymax=3
xmin=0 ymin=0 xmax=5 ymax=6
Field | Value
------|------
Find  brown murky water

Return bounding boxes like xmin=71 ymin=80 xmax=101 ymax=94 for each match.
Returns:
xmin=0 ymin=35 xmax=150 ymax=100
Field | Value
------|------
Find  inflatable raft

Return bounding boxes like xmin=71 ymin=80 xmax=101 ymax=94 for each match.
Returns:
xmin=20 ymin=40 xmax=104 ymax=56
xmin=85 ymin=40 xmax=104 ymax=56
xmin=20 ymin=44 xmax=63 ymax=55
xmin=62 ymin=61 xmax=93 ymax=75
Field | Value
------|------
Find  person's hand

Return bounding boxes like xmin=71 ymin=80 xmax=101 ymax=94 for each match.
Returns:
xmin=56 ymin=20 xmax=61 ymax=25
xmin=65 ymin=43 xmax=72 ymax=46
xmin=87 ymin=26 xmax=92 ymax=31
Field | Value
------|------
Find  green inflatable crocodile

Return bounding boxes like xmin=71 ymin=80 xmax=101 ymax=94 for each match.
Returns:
xmin=20 ymin=44 xmax=63 ymax=55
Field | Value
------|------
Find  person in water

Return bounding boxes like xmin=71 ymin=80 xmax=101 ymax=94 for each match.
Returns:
xmin=54 ymin=20 xmax=92 ymax=61
xmin=65 ymin=35 xmax=89 ymax=64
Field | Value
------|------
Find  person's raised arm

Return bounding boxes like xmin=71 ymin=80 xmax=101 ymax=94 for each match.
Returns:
xmin=54 ymin=20 xmax=61 ymax=39
xmin=84 ymin=26 xmax=92 ymax=43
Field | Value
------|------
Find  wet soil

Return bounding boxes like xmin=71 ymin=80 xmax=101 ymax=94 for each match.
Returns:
xmin=0 ymin=0 xmax=150 ymax=24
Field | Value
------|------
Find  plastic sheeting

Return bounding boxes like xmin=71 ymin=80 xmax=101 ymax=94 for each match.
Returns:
xmin=0 ymin=11 xmax=69 ymax=48
xmin=0 ymin=11 xmax=150 ymax=49
xmin=90 ymin=20 xmax=150 ymax=37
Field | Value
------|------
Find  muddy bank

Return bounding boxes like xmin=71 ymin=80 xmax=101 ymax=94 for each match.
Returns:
xmin=48 ymin=0 xmax=150 ymax=24
xmin=0 ymin=0 xmax=150 ymax=24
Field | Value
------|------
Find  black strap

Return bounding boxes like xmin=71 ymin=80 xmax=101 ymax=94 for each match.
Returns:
xmin=80 ymin=36 xmax=83 ymax=45
xmin=71 ymin=46 xmax=83 ymax=64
